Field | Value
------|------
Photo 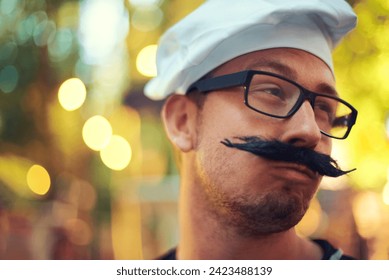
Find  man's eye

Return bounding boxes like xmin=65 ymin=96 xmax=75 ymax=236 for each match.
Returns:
xmin=315 ymin=102 xmax=336 ymax=123
xmin=263 ymin=88 xmax=284 ymax=98
xmin=250 ymin=84 xmax=286 ymax=99
xmin=315 ymin=101 xmax=334 ymax=114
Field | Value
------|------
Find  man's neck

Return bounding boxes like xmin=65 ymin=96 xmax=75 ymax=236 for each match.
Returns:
xmin=178 ymin=219 xmax=321 ymax=260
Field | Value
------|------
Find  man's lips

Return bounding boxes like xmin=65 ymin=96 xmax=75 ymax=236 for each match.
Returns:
xmin=272 ymin=163 xmax=319 ymax=180
xmin=247 ymin=152 xmax=320 ymax=180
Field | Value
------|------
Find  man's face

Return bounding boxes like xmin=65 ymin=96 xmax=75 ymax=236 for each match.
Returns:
xmin=191 ymin=48 xmax=334 ymax=236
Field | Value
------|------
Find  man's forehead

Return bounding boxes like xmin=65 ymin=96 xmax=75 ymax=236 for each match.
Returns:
xmin=212 ymin=48 xmax=329 ymax=75
xmin=211 ymin=48 xmax=337 ymax=96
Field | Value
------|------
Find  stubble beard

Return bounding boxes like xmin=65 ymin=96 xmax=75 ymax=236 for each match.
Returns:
xmin=195 ymin=144 xmax=313 ymax=237
xmin=203 ymin=178 xmax=310 ymax=237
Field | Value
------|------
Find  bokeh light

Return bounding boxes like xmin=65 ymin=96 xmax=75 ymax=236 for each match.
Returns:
xmin=132 ymin=6 xmax=163 ymax=32
xmin=33 ymin=19 xmax=56 ymax=47
xmin=79 ymin=0 xmax=129 ymax=64
xmin=0 ymin=65 xmax=19 ymax=93
xmin=48 ymin=28 xmax=74 ymax=62
xmin=296 ymin=198 xmax=323 ymax=237
xmin=26 ymin=165 xmax=51 ymax=196
xmin=16 ymin=14 xmax=37 ymax=44
xmin=0 ymin=42 xmax=17 ymax=63
xmin=352 ymin=192 xmax=382 ymax=239
xmin=136 ymin=44 xmax=157 ymax=77
xmin=0 ymin=155 xmax=35 ymax=198
xmin=82 ymin=115 xmax=112 ymax=151
xmin=65 ymin=218 xmax=93 ymax=246
xmin=100 ymin=135 xmax=132 ymax=171
xmin=0 ymin=0 xmax=19 ymax=15
xmin=58 ymin=78 xmax=87 ymax=111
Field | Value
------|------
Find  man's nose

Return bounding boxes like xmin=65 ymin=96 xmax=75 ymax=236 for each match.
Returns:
xmin=280 ymin=100 xmax=322 ymax=148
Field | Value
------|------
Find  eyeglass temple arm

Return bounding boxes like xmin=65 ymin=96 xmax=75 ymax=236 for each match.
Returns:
xmin=187 ymin=71 xmax=249 ymax=93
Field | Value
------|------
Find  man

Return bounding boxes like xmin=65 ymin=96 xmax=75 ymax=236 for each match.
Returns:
xmin=145 ymin=0 xmax=358 ymax=260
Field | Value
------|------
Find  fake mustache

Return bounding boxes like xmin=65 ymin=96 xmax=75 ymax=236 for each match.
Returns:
xmin=221 ymin=136 xmax=356 ymax=178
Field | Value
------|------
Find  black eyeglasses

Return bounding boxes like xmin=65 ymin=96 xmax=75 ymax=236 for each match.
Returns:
xmin=187 ymin=70 xmax=357 ymax=139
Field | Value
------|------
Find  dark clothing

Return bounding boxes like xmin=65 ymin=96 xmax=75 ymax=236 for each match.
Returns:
xmin=157 ymin=239 xmax=355 ymax=260
xmin=314 ymin=239 xmax=355 ymax=260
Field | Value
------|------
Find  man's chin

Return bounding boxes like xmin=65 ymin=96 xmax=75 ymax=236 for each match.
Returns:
xmin=225 ymin=192 xmax=308 ymax=237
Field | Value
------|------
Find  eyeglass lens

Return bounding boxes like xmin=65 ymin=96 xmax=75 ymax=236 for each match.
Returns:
xmin=246 ymin=74 xmax=353 ymax=138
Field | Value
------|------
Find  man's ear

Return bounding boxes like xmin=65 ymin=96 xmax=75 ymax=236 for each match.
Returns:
xmin=161 ymin=94 xmax=199 ymax=152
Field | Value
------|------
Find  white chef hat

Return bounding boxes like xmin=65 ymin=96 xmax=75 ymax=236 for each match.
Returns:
xmin=144 ymin=0 xmax=357 ymax=100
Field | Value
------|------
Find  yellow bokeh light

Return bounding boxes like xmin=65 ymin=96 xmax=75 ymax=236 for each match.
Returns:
xmin=136 ymin=44 xmax=157 ymax=77
xmin=58 ymin=78 xmax=87 ymax=111
xmin=26 ymin=165 xmax=51 ymax=196
xmin=296 ymin=198 xmax=322 ymax=237
xmin=100 ymin=135 xmax=132 ymax=171
xmin=352 ymin=192 xmax=382 ymax=239
xmin=82 ymin=115 xmax=113 ymax=151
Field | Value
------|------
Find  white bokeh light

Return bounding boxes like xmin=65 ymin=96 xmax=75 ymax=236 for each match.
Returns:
xmin=79 ymin=0 xmax=129 ymax=64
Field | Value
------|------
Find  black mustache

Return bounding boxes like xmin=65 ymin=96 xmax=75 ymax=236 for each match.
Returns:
xmin=221 ymin=136 xmax=356 ymax=178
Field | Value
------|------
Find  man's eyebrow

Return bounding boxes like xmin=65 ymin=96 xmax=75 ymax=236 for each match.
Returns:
xmin=246 ymin=60 xmax=299 ymax=81
xmin=315 ymin=83 xmax=339 ymax=97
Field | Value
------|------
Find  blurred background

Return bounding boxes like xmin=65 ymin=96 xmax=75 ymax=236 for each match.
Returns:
xmin=0 ymin=0 xmax=388 ymax=260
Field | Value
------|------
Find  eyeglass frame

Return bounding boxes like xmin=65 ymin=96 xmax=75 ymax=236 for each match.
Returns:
xmin=187 ymin=70 xmax=358 ymax=140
